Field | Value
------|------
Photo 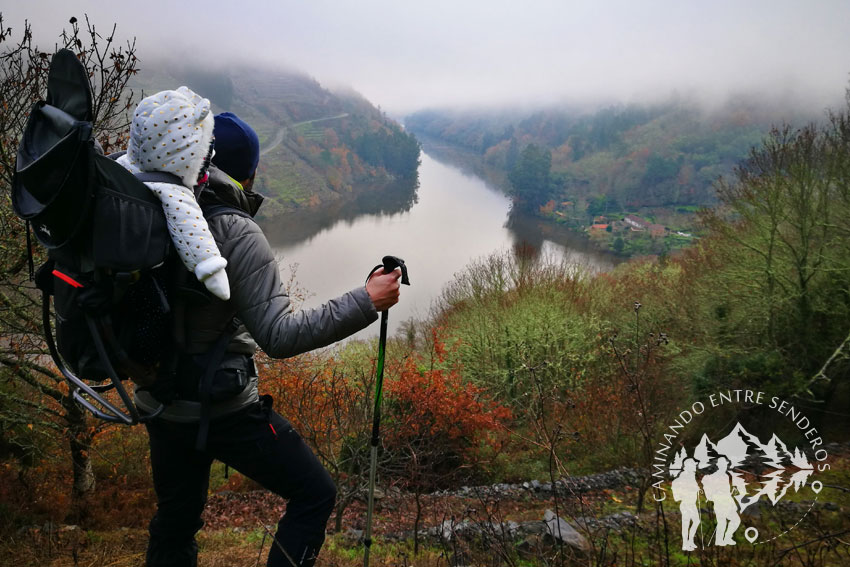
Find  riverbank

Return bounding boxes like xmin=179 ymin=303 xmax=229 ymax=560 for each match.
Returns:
xmin=257 ymin=152 xmax=618 ymax=340
xmin=257 ymin=173 xmax=419 ymax=246
xmin=411 ymin=134 xmax=702 ymax=259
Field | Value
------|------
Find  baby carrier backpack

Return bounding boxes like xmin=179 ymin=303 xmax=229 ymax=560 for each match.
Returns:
xmin=11 ymin=49 xmax=235 ymax=426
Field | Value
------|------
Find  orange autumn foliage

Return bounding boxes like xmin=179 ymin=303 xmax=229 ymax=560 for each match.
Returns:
xmin=383 ymin=356 xmax=511 ymax=449
xmin=255 ymin=333 xmax=511 ymax=489
xmin=382 ymin=334 xmax=512 ymax=462
xmin=256 ymin=352 xmax=363 ymax=456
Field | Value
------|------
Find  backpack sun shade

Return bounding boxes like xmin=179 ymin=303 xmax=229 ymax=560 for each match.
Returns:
xmin=12 ymin=49 xmax=174 ymax=425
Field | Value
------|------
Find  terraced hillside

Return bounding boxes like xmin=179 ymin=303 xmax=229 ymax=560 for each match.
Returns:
xmin=131 ymin=60 xmax=419 ymax=219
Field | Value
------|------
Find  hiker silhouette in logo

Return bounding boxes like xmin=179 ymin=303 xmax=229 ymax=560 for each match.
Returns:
xmin=671 ymin=457 xmax=701 ymax=551
xmin=133 ymin=108 xmax=403 ymax=567
xmin=701 ymin=456 xmax=741 ymax=546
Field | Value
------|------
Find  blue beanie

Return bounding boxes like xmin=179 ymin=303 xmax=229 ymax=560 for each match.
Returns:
xmin=212 ymin=112 xmax=260 ymax=181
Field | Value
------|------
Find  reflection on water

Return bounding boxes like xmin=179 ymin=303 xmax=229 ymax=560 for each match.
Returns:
xmin=505 ymin=206 xmax=621 ymax=263
xmin=260 ymin=176 xmax=419 ymax=247
xmin=259 ymin=152 xmax=618 ymax=339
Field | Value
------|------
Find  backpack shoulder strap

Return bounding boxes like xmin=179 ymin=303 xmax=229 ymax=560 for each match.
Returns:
xmin=135 ymin=171 xmax=183 ymax=186
xmin=106 ymin=152 xmax=184 ymax=187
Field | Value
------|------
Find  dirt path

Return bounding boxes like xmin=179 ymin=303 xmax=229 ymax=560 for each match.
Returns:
xmin=260 ymin=126 xmax=287 ymax=156
xmin=260 ymin=113 xmax=349 ymax=157
xmin=293 ymin=113 xmax=348 ymax=127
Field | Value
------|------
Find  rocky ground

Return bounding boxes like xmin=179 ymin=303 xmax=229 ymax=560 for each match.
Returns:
xmin=6 ymin=450 xmax=849 ymax=566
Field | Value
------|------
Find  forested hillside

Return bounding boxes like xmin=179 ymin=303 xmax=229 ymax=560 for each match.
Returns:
xmin=406 ymin=96 xmax=827 ymax=255
xmin=137 ymin=61 xmax=420 ymax=218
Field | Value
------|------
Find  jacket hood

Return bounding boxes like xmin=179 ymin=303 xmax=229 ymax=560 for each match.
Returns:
xmin=125 ymin=86 xmax=214 ymax=188
xmin=201 ymin=165 xmax=265 ymax=218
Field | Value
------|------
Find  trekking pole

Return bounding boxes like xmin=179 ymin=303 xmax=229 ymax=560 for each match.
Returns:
xmin=364 ymin=256 xmax=409 ymax=567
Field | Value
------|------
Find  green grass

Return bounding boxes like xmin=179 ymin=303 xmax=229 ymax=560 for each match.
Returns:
xmin=259 ymin=146 xmax=329 ymax=207
xmin=323 ymin=535 xmax=445 ymax=566
xmin=294 ymin=123 xmax=325 ymax=141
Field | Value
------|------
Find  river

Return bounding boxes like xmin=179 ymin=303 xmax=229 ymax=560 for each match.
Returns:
xmin=259 ymin=151 xmax=617 ymax=340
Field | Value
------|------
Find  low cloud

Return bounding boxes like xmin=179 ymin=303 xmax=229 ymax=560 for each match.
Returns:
xmin=5 ymin=0 xmax=849 ymax=114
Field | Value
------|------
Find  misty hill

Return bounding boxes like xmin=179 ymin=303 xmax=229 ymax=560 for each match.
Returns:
xmin=132 ymin=60 xmax=419 ymax=219
xmin=405 ymin=96 xmax=823 ymax=231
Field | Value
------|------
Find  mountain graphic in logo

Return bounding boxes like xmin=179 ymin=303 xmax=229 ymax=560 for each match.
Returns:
xmin=672 ymin=423 xmax=812 ymax=473
xmin=715 ymin=423 xmax=764 ymax=467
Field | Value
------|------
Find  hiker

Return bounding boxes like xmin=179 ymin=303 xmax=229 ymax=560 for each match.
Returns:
xmin=671 ymin=457 xmax=701 ymax=551
xmin=134 ymin=109 xmax=402 ymax=567
xmin=117 ymin=86 xmax=231 ymax=301
xmin=701 ymin=456 xmax=741 ymax=546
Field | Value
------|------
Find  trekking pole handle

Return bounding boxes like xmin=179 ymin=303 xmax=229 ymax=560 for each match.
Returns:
xmin=366 ymin=255 xmax=410 ymax=287
xmin=382 ymin=255 xmax=410 ymax=286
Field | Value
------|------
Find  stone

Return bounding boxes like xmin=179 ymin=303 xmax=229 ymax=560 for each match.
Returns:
xmin=439 ymin=519 xmax=456 ymax=541
xmin=543 ymin=509 xmax=589 ymax=551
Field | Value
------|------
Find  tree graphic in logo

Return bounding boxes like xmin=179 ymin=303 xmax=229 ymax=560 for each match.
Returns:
xmin=669 ymin=423 xmax=818 ymax=549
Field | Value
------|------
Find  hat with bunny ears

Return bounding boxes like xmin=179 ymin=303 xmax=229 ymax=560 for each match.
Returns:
xmin=126 ymin=86 xmax=214 ymax=188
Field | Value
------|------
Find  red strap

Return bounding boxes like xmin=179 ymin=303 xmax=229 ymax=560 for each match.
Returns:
xmin=52 ymin=269 xmax=84 ymax=288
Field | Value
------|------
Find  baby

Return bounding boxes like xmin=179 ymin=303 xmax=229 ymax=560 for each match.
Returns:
xmin=117 ymin=87 xmax=230 ymax=300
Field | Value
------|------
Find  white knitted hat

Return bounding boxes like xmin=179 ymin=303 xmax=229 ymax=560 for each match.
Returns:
xmin=126 ymin=86 xmax=214 ymax=188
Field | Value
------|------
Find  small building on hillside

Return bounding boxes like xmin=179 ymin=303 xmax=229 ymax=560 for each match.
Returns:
xmin=624 ymin=215 xmax=649 ymax=231
xmin=590 ymin=223 xmax=609 ymax=232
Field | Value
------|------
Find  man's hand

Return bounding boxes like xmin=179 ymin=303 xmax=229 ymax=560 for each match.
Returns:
xmin=366 ymin=267 xmax=401 ymax=312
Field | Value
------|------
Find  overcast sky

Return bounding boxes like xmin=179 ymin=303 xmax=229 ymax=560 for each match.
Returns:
xmin=6 ymin=1 xmax=850 ymax=114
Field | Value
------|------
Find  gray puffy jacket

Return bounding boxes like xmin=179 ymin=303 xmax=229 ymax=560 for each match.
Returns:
xmin=185 ymin=211 xmax=378 ymax=357
xmin=135 ymin=175 xmax=378 ymax=420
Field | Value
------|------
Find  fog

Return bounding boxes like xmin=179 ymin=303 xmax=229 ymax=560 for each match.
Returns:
xmin=6 ymin=1 xmax=850 ymax=114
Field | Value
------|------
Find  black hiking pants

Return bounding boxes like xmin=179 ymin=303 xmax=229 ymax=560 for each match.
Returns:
xmin=144 ymin=395 xmax=336 ymax=567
